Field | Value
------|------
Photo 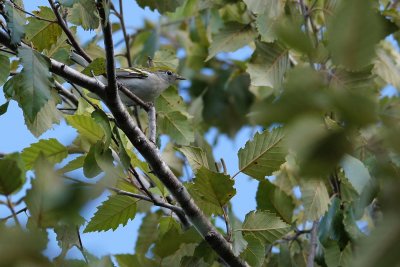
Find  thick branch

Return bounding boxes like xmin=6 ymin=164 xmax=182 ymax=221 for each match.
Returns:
xmin=307 ymin=221 xmax=319 ymax=267
xmin=48 ymin=0 xmax=92 ymax=63
xmin=97 ymin=0 xmax=117 ymax=100
xmin=0 ymin=28 xmax=247 ymax=267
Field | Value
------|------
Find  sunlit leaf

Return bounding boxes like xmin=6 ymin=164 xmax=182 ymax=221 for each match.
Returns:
xmin=24 ymin=98 xmax=61 ymax=137
xmin=0 ymin=55 xmax=10 ymax=87
xmin=153 ymin=49 xmax=179 ymax=70
xmin=67 ymin=0 xmax=99 ymax=30
xmin=25 ymin=6 xmax=62 ymax=51
xmin=21 ymin=138 xmax=68 ymax=170
xmin=82 ymin=58 xmax=106 ymax=76
xmin=238 ymin=127 xmax=286 ymax=180
xmin=241 ymin=210 xmax=290 ymax=244
xmin=206 ymin=22 xmax=257 ymax=61
xmin=158 ymin=111 xmax=194 ymax=145
xmin=186 ymin=167 xmax=236 ymax=215
xmin=301 ymin=179 xmax=330 ymax=221
xmin=66 ymin=114 xmax=105 ymax=144
xmin=136 ymin=0 xmax=184 ymax=14
xmin=84 ymin=195 xmax=137 ymax=232
xmin=178 ymin=146 xmax=209 ymax=172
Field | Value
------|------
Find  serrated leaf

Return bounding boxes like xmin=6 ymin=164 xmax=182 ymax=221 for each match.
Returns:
xmin=186 ymin=167 xmax=236 ymax=215
xmin=373 ymin=41 xmax=400 ymax=91
xmin=153 ymin=49 xmax=179 ymax=70
xmin=178 ymin=146 xmax=209 ymax=172
xmin=301 ymin=180 xmax=330 ymax=221
xmin=256 ymin=180 xmax=294 ymax=223
xmin=238 ymin=127 xmax=286 ymax=180
xmin=206 ymin=22 xmax=257 ymax=61
xmin=247 ymin=41 xmax=289 ymax=88
xmin=240 ymin=211 xmax=290 ymax=244
xmin=17 ymin=47 xmax=53 ymax=123
xmin=84 ymin=195 xmax=137 ymax=232
xmin=24 ymin=98 xmax=61 ymax=137
xmin=66 ymin=114 xmax=105 ymax=144
xmin=68 ymin=0 xmax=99 ymax=30
xmin=21 ymin=138 xmax=68 ymax=170
xmin=158 ymin=111 xmax=194 ymax=145
xmin=0 ymin=153 xmax=26 ymax=195
xmin=0 ymin=55 xmax=10 ymax=87
xmin=82 ymin=58 xmax=106 ymax=76
xmin=4 ymin=1 xmax=26 ymax=45
xmin=58 ymin=155 xmax=85 ymax=173
xmin=340 ymin=154 xmax=371 ymax=195
xmin=25 ymin=6 xmax=62 ymax=51
xmin=155 ymin=87 xmax=187 ymax=114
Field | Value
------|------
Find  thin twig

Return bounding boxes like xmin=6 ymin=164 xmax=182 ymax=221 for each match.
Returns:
xmin=133 ymin=106 xmax=143 ymax=131
xmin=48 ymin=0 xmax=92 ymax=63
xmin=5 ymin=196 xmax=21 ymax=227
xmin=9 ymin=0 xmax=56 ymax=23
xmin=76 ymin=227 xmax=89 ymax=264
xmin=54 ymin=81 xmax=79 ymax=106
xmin=111 ymin=1 xmax=132 ymax=67
xmin=222 ymin=205 xmax=232 ymax=242
xmin=148 ymin=104 xmax=156 ymax=144
xmin=1 ymin=206 xmax=27 ymax=221
xmin=307 ymin=221 xmax=319 ymax=267
xmin=0 ymin=47 xmax=16 ymax=55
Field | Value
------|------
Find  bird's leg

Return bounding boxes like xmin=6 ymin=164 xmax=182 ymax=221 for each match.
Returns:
xmin=148 ymin=102 xmax=157 ymax=144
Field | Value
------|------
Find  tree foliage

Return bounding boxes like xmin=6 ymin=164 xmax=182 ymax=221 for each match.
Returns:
xmin=0 ymin=0 xmax=400 ymax=266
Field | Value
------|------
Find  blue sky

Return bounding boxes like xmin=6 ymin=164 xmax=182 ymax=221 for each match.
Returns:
xmin=0 ymin=0 xmax=258 ymax=259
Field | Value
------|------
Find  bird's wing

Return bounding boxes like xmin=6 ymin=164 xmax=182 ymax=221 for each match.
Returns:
xmin=116 ymin=67 xmax=148 ymax=79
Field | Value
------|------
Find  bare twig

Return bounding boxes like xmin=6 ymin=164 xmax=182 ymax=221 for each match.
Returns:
xmin=48 ymin=0 xmax=92 ymax=63
xmin=54 ymin=81 xmax=79 ymax=106
xmin=76 ymin=227 xmax=89 ymax=264
xmin=111 ymin=1 xmax=132 ymax=67
xmin=9 ymin=0 xmax=56 ymax=23
xmin=1 ymin=206 xmax=27 ymax=221
xmin=148 ymin=104 xmax=156 ymax=144
xmin=222 ymin=205 xmax=232 ymax=242
xmin=307 ymin=221 xmax=319 ymax=267
xmin=5 ymin=196 xmax=21 ymax=227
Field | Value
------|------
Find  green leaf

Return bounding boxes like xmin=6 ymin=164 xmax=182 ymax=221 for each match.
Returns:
xmin=177 ymin=146 xmax=210 ymax=172
xmin=241 ymin=210 xmax=290 ymax=244
xmin=238 ymin=127 xmax=286 ymax=180
xmin=206 ymin=22 xmax=257 ymax=61
xmin=68 ymin=0 xmax=100 ymax=30
xmin=66 ymin=114 xmax=105 ymax=144
xmin=0 ymin=153 xmax=26 ymax=195
xmin=243 ymin=0 xmax=283 ymax=15
xmin=136 ymin=0 xmax=184 ymax=14
xmin=21 ymin=138 xmax=68 ymax=170
xmin=153 ymin=49 xmax=179 ymax=70
xmin=0 ymin=101 xmax=9 ymax=116
xmin=135 ymin=212 xmax=162 ymax=254
xmin=4 ymin=1 xmax=26 ymax=45
xmin=324 ymin=244 xmax=352 ymax=267
xmin=158 ymin=111 xmax=194 ymax=145
xmin=0 ymin=55 xmax=10 ymax=87
xmin=91 ymin=109 xmax=112 ymax=148
xmin=240 ymin=235 xmax=265 ymax=267
xmin=340 ymin=154 xmax=371 ymax=195
xmin=54 ymin=224 xmax=80 ymax=254
xmin=247 ymin=41 xmax=289 ymax=88
xmin=115 ymin=254 xmax=157 ymax=267
xmin=83 ymin=142 xmax=115 ymax=178
xmin=84 ymin=195 xmax=137 ymax=233
xmin=156 ymin=87 xmax=187 ymax=114
xmin=327 ymin=0 xmax=385 ymax=70
xmin=301 ymin=180 xmax=330 ymax=221
xmin=256 ymin=180 xmax=294 ymax=223
xmin=17 ymin=47 xmax=53 ymax=123
xmin=24 ymin=98 xmax=61 ymax=137
xmin=44 ymin=28 xmax=72 ymax=63
xmin=25 ymin=6 xmax=62 ymax=51
xmin=81 ymin=58 xmax=106 ymax=76
xmin=186 ymin=167 xmax=236 ymax=216
xmin=58 ymin=155 xmax=85 ymax=173
xmin=374 ymin=41 xmax=400 ymax=91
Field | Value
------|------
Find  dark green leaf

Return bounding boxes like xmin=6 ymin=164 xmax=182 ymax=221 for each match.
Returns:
xmin=68 ymin=0 xmax=99 ymax=30
xmin=82 ymin=58 xmax=106 ymax=76
xmin=240 ymin=235 xmax=265 ymax=267
xmin=0 ymin=55 xmax=10 ymax=87
xmin=4 ymin=1 xmax=26 ymax=45
xmin=0 ymin=153 xmax=26 ymax=195
xmin=0 ymin=101 xmax=9 ymax=116
xmin=136 ymin=0 xmax=184 ymax=14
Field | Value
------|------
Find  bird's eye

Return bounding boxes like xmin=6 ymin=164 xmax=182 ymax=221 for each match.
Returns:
xmin=166 ymin=70 xmax=172 ymax=76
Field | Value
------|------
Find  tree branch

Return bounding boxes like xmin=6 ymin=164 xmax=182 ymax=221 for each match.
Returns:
xmin=54 ymin=81 xmax=79 ymax=107
xmin=48 ymin=0 xmax=92 ymax=63
xmin=0 ymin=27 xmax=247 ymax=267
xmin=111 ymin=0 xmax=132 ymax=67
xmin=307 ymin=221 xmax=319 ymax=267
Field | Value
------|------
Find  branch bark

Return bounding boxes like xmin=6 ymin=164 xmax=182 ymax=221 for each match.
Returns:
xmin=0 ymin=22 xmax=247 ymax=267
xmin=307 ymin=221 xmax=319 ymax=267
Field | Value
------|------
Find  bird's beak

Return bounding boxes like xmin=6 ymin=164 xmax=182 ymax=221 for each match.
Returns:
xmin=176 ymin=75 xmax=186 ymax=80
